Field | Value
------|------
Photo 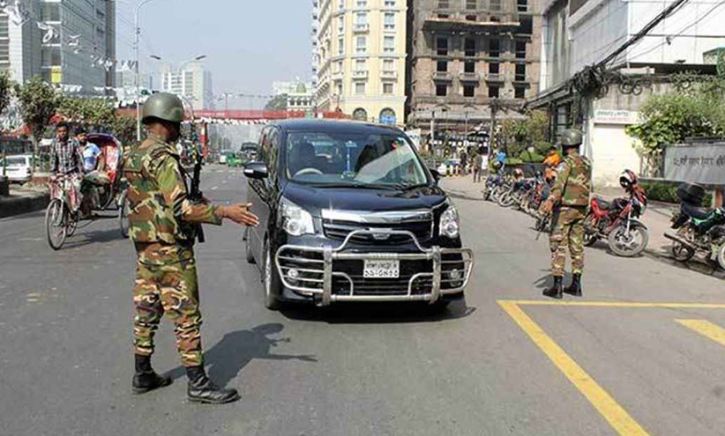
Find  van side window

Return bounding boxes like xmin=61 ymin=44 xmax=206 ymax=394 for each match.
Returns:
xmin=258 ymin=128 xmax=270 ymax=164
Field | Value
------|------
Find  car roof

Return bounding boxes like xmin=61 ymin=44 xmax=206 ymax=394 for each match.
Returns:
xmin=271 ymin=119 xmax=403 ymax=135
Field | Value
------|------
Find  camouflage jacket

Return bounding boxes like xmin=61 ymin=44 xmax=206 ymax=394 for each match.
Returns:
xmin=550 ymin=153 xmax=592 ymax=207
xmin=123 ymin=134 xmax=221 ymax=254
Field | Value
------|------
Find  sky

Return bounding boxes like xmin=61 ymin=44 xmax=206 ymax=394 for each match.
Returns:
xmin=115 ymin=0 xmax=313 ymax=110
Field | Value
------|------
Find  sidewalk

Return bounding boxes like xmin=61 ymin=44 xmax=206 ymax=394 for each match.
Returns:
xmin=0 ymin=181 xmax=49 ymax=219
xmin=440 ymin=175 xmax=725 ymax=279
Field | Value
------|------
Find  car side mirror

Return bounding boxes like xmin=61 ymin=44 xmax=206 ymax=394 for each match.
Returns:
xmin=244 ymin=162 xmax=268 ymax=179
xmin=429 ymin=168 xmax=441 ymax=183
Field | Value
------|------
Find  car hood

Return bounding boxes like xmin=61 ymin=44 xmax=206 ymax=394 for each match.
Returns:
xmin=282 ymin=182 xmax=448 ymax=217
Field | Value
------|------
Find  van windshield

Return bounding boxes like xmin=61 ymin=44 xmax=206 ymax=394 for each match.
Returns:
xmin=285 ymin=131 xmax=429 ymax=187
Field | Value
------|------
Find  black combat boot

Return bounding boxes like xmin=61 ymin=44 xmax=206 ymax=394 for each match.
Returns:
xmin=132 ymin=354 xmax=172 ymax=394
xmin=543 ymin=276 xmax=563 ymax=299
xmin=564 ymin=274 xmax=583 ymax=297
xmin=186 ymin=366 xmax=240 ymax=404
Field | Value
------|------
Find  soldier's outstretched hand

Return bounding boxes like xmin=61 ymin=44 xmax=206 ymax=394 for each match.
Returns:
xmin=220 ymin=203 xmax=259 ymax=227
xmin=540 ymin=200 xmax=554 ymax=216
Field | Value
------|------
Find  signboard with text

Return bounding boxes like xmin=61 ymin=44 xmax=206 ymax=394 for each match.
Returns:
xmin=593 ymin=110 xmax=642 ymax=125
xmin=664 ymin=143 xmax=725 ymax=185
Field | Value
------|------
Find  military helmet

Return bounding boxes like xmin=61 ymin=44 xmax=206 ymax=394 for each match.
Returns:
xmin=141 ymin=92 xmax=185 ymax=124
xmin=559 ymin=129 xmax=583 ymax=148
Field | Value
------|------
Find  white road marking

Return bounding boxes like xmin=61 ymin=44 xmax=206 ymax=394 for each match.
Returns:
xmin=211 ymin=186 xmax=219 ymax=191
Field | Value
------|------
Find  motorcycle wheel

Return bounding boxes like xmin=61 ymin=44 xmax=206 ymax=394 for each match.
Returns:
xmin=608 ymin=224 xmax=649 ymax=257
xmin=717 ymin=244 xmax=725 ymax=270
xmin=499 ymin=192 xmax=516 ymax=208
xmin=583 ymin=215 xmax=598 ymax=247
xmin=671 ymin=227 xmax=696 ymax=262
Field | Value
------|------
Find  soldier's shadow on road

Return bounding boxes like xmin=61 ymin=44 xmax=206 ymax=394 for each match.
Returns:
xmin=279 ymin=299 xmax=475 ymax=324
xmin=61 ymin=228 xmax=127 ymax=249
xmin=165 ymin=323 xmax=318 ymax=387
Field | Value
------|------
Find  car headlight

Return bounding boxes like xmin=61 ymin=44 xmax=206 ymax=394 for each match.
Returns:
xmin=281 ymin=198 xmax=315 ymax=236
xmin=439 ymin=203 xmax=460 ymax=239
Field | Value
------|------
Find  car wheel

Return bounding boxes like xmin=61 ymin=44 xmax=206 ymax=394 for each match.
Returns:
xmin=245 ymin=227 xmax=256 ymax=264
xmin=262 ymin=240 xmax=282 ymax=310
xmin=426 ymin=299 xmax=452 ymax=315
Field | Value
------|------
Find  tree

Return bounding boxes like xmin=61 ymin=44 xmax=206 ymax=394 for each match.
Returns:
xmin=110 ymin=115 xmax=137 ymax=147
xmin=264 ymin=94 xmax=288 ymax=111
xmin=0 ymin=72 xmax=12 ymax=118
xmin=15 ymin=77 xmax=62 ymax=172
xmin=58 ymin=97 xmax=116 ymax=129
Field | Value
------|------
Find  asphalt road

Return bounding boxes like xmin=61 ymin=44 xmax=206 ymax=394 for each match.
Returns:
xmin=2 ymin=165 xmax=725 ymax=436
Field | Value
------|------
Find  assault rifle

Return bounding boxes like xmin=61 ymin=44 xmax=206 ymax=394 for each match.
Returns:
xmin=188 ymin=148 xmax=205 ymax=244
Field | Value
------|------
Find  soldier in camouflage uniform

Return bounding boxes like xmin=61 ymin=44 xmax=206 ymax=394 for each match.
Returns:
xmin=540 ymin=129 xmax=592 ymax=299
xmin=124 ymin=93 xmax=259 ymax=404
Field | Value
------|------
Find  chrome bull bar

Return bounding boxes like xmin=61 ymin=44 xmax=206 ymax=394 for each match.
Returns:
xmin=275 ymin=229 xmax=474 ymax=306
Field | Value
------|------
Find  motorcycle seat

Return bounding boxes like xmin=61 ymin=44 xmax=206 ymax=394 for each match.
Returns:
xmin=681 ymin=202 xmax=714 ymax=221
xmin=594 ymin=197 xmax=614 ymax=210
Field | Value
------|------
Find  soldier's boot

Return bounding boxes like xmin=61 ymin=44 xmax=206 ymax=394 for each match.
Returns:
xmin=186 ymin=366 xmax=240 ymax=404
xmin=543 ymin=276 xmax=563 ymax=299
xmin=132 ymin=354 xmax=172 ymax=394
xmin=564 ymin=274 xmax=583 ymax=297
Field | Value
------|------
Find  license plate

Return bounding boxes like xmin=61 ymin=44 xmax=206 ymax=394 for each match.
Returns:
xmin=363 ymin=260 xmax=400 ymax=278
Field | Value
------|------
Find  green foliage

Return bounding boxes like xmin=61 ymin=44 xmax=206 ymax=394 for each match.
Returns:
xmin=0 ymin=72 xmax=12 ymax=116
xmin=500 ymin=110 xmax=550 ymax=158
xmin=518 ymin=149 xmax=545 ymax=163
xmin=264 ymin=94 xmax=288 ymax=111
xmin=640 ymin=181 xmax=712 ymax=207
xmin=14 ymin=77 xmax=62 ymax=168
xmin=58 ymin=97 xmax=116 ymax=128
xmin=110 ymin=115 xmax=137 ymax=146
xmin=505 ymin=157 xmax=524 ymax=165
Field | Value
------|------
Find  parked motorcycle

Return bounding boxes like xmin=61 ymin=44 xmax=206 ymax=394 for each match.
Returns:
xmin=582 ymin=170 xmax=649 ymax=257
xmin=664 ymin=182 xmax=725 ymax=269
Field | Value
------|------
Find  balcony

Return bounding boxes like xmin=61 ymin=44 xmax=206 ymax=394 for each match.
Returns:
xmin=332 ymin=71 xmax=344 ymax=81
xmin=352 ymin=70 xmax=369 ymax=79
xmin=353 ymin=23 xmax=370 ymax=33
xmin=423 ymin=14 xmax=520 ymax=33
xmin=485 ymin=73 xmax=505 ymax=83
xmin=432 ymin=71 xmax=453 ymax=81
xmin=381 ymin=70 xmax=398 ymax=79
xmin=459 ymin=72 xmax=481 ymax=82
xmin=514 ymin=75 xmax=529 ymax=84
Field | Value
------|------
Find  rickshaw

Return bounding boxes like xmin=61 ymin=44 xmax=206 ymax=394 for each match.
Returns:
xmin=45 ymin=133 xmax=129 ymax=250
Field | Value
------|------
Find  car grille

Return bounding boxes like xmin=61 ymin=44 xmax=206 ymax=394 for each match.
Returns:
xmin=322 ymin=220 xmax=433 ymax=245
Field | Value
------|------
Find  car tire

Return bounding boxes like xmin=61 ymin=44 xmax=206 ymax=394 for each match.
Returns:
xmin=245 ymin=228 xmax=256 ymax=264
xmin=426 ymin=299 xmax=452 ymax=315
xmin=262 ymin=240 xmax=282 ymax=311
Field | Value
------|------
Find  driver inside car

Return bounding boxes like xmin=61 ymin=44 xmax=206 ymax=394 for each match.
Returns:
xmin=289 ymin=141 xmax=319 ymax=177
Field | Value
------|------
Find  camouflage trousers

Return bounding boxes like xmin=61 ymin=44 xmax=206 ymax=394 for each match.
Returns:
xmin=550 ymin=206 xmax=587 ymax=277
xmin=133 ymin=246 xmax=203 ymax=367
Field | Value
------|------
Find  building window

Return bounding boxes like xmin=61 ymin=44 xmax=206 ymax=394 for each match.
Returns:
xmin=380 ymin=108 xmax=396 ymax=125
xmin=465 ymin=38 xmax=476 ymax=57
xmin=383 ymin=59 xmax=394 ymax=71
xmin=40 ymin=3 xmax=60 ymax=21
xmin=383 ymin=83 xmax=394 ymax=95
xmin=466 ymin=15 xmax=477 ymax=21
xmin=437 ymin=60 xmax=448 ymax=72
xmin=515 ymin=86 xmax=526 ymax=99
xmin=356 ymin=12 xmax=368 ymax=25
xmin=438 ymin=0 xmax=450 ymax=8
xmin=436 ymin=84 xmax=447 ymax=96
xmin=437 ymin=37 xmax=448 ymax=56
xmin=384 ymin=0 xmax=396 ymax=6
xmin=464 ymin=61 xmax=475 ymax=73
xmin=384 ymin=36 xmax=395 ymax=53
xmin=356 ymin=36 xmax=367 ymax=53
xmin=515 ymin=63 xmax=526 ymax=81
xmin=466 ymin=0 xmax=477 ymax=9
xmin=520 ymin=17 xmax=533 ymax=34
xmin=488 ymin=86 xmax=499 ymax=98
xmin=338 ymin=37 xmax=344 ymax=55
xmin=355 ymin=82 xmax=366 ymax=95
xmin=384 ymin=13 xmax=395 ymax=30
xmin=353 ymin=108 xmax=368 ymax=120
xmin=339 ymin=0 xmax=345 ymax=10
xmin=464 ymin=85 xmax=475 ymax=97
xmin=336 ymin=83 xmax=343 ymax=96
xmin=0 ymin=16 xmax=8 ymax=39
xmin=355 ymin=58 xmax=366 ymax=71
xmin=338 ymin=16 xmax=345 ymax=33
xmin=490 ymin=0 xmax=501 ymax=11
xmin=489 ymin=39 xmax=500 ymax=58
xmin=356 ymin=0 xmax=368 ymax=7
xmin=517 ymin=0 xmax=528 ymax=12
xmin=516 ymin=41 xmax=526 ymax=59
xmin=489 ymin=63 xmax=499 ymax=74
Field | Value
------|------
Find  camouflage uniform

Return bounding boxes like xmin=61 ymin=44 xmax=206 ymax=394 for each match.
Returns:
xmin=123 ymin=133 xmax=222 ymax=367
xmin=549 ymin=153 xmax=592 ymax=276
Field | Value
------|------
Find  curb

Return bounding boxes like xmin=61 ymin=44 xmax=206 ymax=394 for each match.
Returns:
xmin=0 ymin=193 xmax=50 ymax=219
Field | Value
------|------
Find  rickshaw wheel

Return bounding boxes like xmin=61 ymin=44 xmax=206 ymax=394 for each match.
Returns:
xmin=67 ymin=213 xmax=79 ymax=236
xmin=45 ymin=199 xmax=68 ymax=250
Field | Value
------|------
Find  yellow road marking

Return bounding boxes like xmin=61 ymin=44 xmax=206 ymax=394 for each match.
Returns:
xmin=676 ymin=319 xmax=725 ymax=348
xmin=505 ymin=300 xmax=725 ymax=309
xmin=498 ymin=301 xmax=650 ymax=436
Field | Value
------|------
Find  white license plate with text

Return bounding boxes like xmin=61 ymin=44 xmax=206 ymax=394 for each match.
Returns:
xmin=363 ymin=260 xmax=400 ymax=278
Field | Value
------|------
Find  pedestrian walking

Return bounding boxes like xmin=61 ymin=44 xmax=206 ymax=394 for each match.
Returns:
xmin=460 ymin=150 xmax=468 ymax=176
xmin=539 ymin=129 xmax=591 ymax=299
xmin=123 ymin=93 xmax=260 ymax=404
xmin=472 ymin=151 xmax=483 ymax=183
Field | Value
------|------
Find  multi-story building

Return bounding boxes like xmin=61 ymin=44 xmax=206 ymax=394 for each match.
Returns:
xmin=160 ymin=61 xmax=214 ymax=111
xmin=314 ymin=0 xmax=407 ymax=126
xmin=406 ymin=0 xmax=542 ymax=141
xmin=530 ymin=0 xmax=725 ymax=185
xmin=272 ymin=80 xmax=316 ymax=112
